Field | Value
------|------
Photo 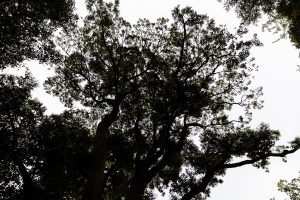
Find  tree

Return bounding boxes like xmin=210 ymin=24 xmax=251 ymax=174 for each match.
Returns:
xmin=0 ymin=73 xmax=44 ymax=200
xmin=0 ymin=73 xmax=91 ymax=200
xmin=218 ymin=0 xmax=300 ymax=48
xmin=35 ymin=110 xmax=91 ymax=200
xmin=44 ymin=1 xmax=300 ymax=199
xmin=0 ymin=0 xmax=77 ymax=69
xmin=277 ymin=172 xmax=300 ymax=200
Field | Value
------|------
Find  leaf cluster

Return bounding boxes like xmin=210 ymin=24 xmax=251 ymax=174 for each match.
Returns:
xmin=219 ymin=0 xmax=300 ymax=48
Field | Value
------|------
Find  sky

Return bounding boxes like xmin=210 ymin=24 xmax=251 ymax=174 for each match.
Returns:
xmin=6 ymin=0 xmax=300 ymax=199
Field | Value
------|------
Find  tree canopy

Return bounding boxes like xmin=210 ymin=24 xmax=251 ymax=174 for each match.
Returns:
xmin=0 ymin=0 xmax=77 ymax=69
xmin=0 ymin=73 xmax=91 ymax=200
xmin=1 ymin=0 xmax=300 ymax=200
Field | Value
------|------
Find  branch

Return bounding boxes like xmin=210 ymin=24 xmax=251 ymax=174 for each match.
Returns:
xmin=186 ymin=119 xmax=242 ymax=129
xmin=100 ymin=25 xmax=120 ymax=96
xmin=175 ymin=20 xmax=187 ymax=76
xmin=146 ymin=125 xmax=189 ymax=183
xmin=179 ymin=141 xmax=300 ymax=200
xmin=181 ymin=171 xmax=215 ymax=200
xmin=223 ymin=147 xmax=300 ymax=169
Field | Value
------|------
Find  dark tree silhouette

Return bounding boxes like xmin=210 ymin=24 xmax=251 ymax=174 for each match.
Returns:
xmin=1 ymin=0 xmax=300 ymax=199
xmin=0 ymin=0 xmax=77 ymax=68
xmin=0 ymin=73 xmax=91 ymax=200
xmin=35 ymin=110 xmax=91 ymax=200
xmin=42 ymin=1 xmax=300 ymax=200
xmin=0 ymin=73 xmax=45 ymax=200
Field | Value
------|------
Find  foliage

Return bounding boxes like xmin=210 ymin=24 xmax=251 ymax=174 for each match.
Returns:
xmin=1 ymin=0 xmax=300 ymax=199
xmin=0 ymin=73 xmax=44 ymax=200
xmin=0 ymin=73 xmax=91 ymax=200
xmin=219 ymin=0 xmax=300 ymax=48
xmin=35 ymin=110 xmax=91 ymax=200
xmin=277 ymin=172 xmax=300 ymax=200
xmin=0 ymin=0 xmax=77 ymax=69
xmin=42 ymin=1 xmax=300 ymax=200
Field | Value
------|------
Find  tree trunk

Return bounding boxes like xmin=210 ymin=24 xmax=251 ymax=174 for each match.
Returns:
xmin=125 ymin=173 xmax=148 ymax=200
xmin=13 ymin=158 xmax=41 ymax=200
xmin=82 ymin=135 xmax=106 ymax=200
xmin=82 ymin=106 xmax=119 ymax=200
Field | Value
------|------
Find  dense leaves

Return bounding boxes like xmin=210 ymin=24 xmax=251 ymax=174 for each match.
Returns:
xmin=0 ymin=73 xmax=44 ymax=200
xmin=0 ymin=0 xmax=77 ymax=68
xmin=36 ymin=111 xmax=91 ymax=200
xmin=0 ymin=73 xmax=91 ymax=200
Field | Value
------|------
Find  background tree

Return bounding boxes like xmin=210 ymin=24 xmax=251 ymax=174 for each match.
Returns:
xmin=218 ymin=0 xmax=300 ymax=48
xmin=45 ymin=1 xmax=300 ymax=199
xmin=0 ymin=0 xmax=77 ymax=69
xmin=277 ymin=172 xmax=300 ymax=200
xmin=0 ymin=73 xmax=44 ymax=200
xmin=0 ymin=73 xmax=91 ymax=200
xmin=36 ymin=110 xmax=91 ymax=200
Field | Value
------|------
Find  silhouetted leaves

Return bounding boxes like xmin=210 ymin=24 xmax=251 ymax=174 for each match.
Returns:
xmin=44 ymin=1 xmax=300 ymax=200
xmin=277 ymin=172 xmax=300 ymax=200
xmin=219 ymin=0 xmax=300 ymax=48
xmin=0 ymin=74 xmax=91 ymax=200
xmin=1 ymin=1 xmax=300 ymax=200
xmin=0 ymin=0 xmax=77 ymax=68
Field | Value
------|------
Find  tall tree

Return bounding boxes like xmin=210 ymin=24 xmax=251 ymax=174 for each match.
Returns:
xmin=45 ymin=1 xmax=300 ymax=199
xmin=0 ymin=0 xmax=77 ymax=69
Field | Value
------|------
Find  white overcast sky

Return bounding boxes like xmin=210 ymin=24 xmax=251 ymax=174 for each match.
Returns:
xmin=7 ymin=0 xmax=299 ymax=199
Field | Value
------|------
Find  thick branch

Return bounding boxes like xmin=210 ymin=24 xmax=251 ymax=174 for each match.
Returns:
xmin=186 ymin=119 xmax=241 ymax=129
xmin=181 ymin=171 xmax=215 ymax=200
xmin=180 ymin=145 xmax=300 ymax=200
xmin=223 ymin=147 xmax=300 ymax=169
